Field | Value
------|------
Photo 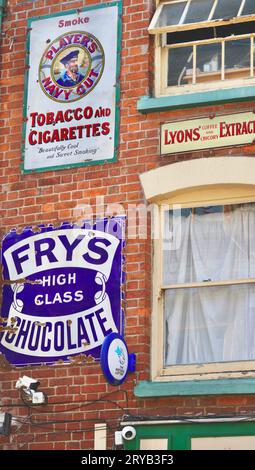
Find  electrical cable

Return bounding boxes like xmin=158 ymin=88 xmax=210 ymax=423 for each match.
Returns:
xmin=28 ymin=422 xmax=115 ymax=433
xmin=5 ymin=385 xmax=255 ymax=447
xmin=29 ymin=398 xmax=127 ymax=414
xmin=0 ymin=388 xmax=128 ymax=447
xmin=29 ymin=415 xmax=120 ymax=430
xmin=122 ymin=412 xmax=255 ymax=423
xmin=0 ymin=389 xmax=129 ymax=411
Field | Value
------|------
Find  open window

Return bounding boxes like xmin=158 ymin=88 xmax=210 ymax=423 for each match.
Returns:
xmin=149 ymin=0 xmax=255 ymax=96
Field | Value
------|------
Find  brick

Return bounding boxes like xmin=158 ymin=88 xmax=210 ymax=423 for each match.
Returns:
xmin=1 ymin=0 xmax=255 ymax=452
xmin=217 ymin=396 xmax=248 ymax=406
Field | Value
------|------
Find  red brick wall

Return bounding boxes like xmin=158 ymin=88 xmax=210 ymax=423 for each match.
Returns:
xmin=1 ymin=0 xmax=255 ymax=450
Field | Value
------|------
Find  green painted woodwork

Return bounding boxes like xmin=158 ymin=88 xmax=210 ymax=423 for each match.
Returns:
xmin=0 ymin=0 xmax=5 ymax=33
xmin=138 ymin=86 xmax=255 ymax=113
xmin=135 ymin=379 xmax=255 ymax=397
xmin=124 ymin=421 xmax=255 ymax=450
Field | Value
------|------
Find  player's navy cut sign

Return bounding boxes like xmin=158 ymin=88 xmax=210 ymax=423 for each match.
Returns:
xmin=0 ymin=218 xmax=125 ymax=366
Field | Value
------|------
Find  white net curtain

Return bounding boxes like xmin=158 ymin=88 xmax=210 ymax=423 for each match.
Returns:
xmin=163 ymin=203 xmax=255 ymax=365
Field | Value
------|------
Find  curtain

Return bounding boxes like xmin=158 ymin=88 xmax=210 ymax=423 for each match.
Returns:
xmin=164 ymin=203 xmax=255 ymax=365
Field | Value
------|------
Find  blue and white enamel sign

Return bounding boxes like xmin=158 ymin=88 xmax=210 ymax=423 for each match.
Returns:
xmin=0 ymin=218 xmax=125 ymax=367
xmin=100 ymin=332 xmax=136 ymax=386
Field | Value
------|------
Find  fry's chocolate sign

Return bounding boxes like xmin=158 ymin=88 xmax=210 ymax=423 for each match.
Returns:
xmin=0 ymin=218 xmax=125 ymax=367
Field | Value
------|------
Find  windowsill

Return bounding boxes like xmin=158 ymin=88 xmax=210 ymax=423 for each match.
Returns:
xmin=137 ymin=85 xmax=255 ymax=113
xmin=134 ymin=378 xmax=255 ymax=397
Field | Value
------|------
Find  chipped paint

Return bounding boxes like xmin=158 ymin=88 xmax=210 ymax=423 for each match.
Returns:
xmin=0 ymin=218 xmax=126 ymax=368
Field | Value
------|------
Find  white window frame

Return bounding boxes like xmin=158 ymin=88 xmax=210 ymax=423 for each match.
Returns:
xmin=142 ymin=157 xmax=255 ymax=382
xmin=150 ymin=0 xmax=255 ymax=97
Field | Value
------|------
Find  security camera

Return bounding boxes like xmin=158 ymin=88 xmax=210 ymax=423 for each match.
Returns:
xmin=16 ymin=376 xmax=40 ymax=391
xmin=15 ymin=376 xmax=47 ymax=406
xmin=121 ymin=426 xmax=136 ymax=441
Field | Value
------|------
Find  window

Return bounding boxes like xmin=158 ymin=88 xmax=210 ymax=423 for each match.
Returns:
xmin=156 ymin=200 xmax=255 ymax=380
xmin=139 ymin=157 xmax=255 ymax=382
xmin=149 ymin=0 xmax=255 ymax=96
xmin=163 ymin=203 xmax=255 ymax=367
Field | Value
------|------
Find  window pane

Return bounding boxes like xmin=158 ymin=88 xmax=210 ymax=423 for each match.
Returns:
xmin=212 ymin=0 xmax=242 ymax=20
xmin=155 ymin=2 xmax=187 ymax=28
xmin=167 ymin=21 xmax=255 ymax=45
xmin=196 ymin=42 xmax=222 ymax=83
xmin=225 ymin=38 xmax=251 ymax=79
xmin=184 ymin=0 xmax=214 ymax=24
xmin=163 ymin=203 xmax=255 ymax=284
xmin=164 ymin=284 xmax=255 ymax=365
xmin=167 ymin=27 xmax=214 ymax=45
xmin=168 ymin=46 xmax=193 ymax=86
xmin=241 ymin=0 xmax=255 ymax=17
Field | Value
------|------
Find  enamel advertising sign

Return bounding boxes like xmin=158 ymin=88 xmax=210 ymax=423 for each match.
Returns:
xmin=100 ymin=332 xmax=136 ymax=386
xmin=22 ymin=2 xmax=121 ymax=173
xmin=161 ymin=112 xmax=255 ymax=155
xmin=0 ymin=218 xmax=125 ymax=366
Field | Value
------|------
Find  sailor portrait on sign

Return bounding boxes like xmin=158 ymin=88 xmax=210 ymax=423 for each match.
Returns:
xmin=56 ymin=49 xmax=86 ymax=87
xmin=39 ymin=31 xmax=105 ymax=103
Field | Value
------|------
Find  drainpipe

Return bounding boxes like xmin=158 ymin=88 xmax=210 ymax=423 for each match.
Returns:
xmin=0 ymin=0 xmax=5 ymax=34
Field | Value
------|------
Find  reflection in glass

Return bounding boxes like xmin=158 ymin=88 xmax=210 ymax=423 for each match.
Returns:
xmin=241 ymin=0 xmax=255 ymax=17
xmin=168 ymin=47 xmax=193 ymax=86
xmin=184 ymin=0 xmax=214 ymax=24
xmin=212 ymin=0 xmax=242 ymax=21
xmin=225 ymin=39 xmax=250 ymax=79
xmin=156 ymin=2 xmax=187 ymax=28
xmin=196 ymin=43 xmax=222 ymax=82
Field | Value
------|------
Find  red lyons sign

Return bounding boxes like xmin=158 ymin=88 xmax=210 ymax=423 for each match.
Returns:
xmin=161 ymin=112 xmax=255 ymax=155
